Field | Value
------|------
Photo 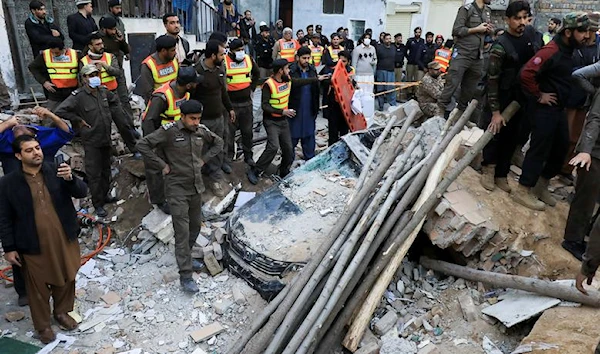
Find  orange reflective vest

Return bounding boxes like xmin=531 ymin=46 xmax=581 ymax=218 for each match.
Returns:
xmin=143 ymin=83 xmax=190 ymax=125
xmin=43 ymin=48 xmax=79 ymax=89
xmin=264 ymin=77 xmax=291 ymax=118
xmin=309 ymin=44 xmax=324 ymax=66
xmin=278 ymin=39 xmax=300 ymax=62
xmin=349 ymin=66 xmax=356 ymax=76
xmin=142 ymin=55 xmax=179 ymax=89
xmin=434 ymin=48 xmax=452 ymax=73
xmin=80 ymin=53 xmax=118 ymax=91
xmin=327 ymin=45 xmax=344 ymax=67
xmin=225 ymin=54 xmax=252 ymax=91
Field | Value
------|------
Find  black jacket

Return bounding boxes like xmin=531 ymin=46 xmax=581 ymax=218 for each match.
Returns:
xmin=0 ymin=163 xmax=88 ymax=254
xmin=67 ymin=12 xmax=98 ymax=51
xmin=406 ymin=37 xmax=425 ymax=66
xmin=422 ymin=43 xmax=438 ymax=68
xmin=255 ymin=36 xmax=275 ymax=69
xmin=25 ymin=16 xmax=64 ymax=57
xmin=289 ymin=62 xmax=320 ymax=117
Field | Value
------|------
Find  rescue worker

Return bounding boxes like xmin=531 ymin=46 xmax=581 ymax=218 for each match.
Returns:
xmin=140 ymin=67 xmax=200 ymax=215
xmin=437 ymin=0 xmax=493 ymax=116
xmin=433 ymin=45 xmax=452 ymax=73
xmin=246 ymin=59 xmax=295 ymax=184
xmin=67 ymin=0 xmax=97 ymax=51
xmin=28 ymin=37 xmax=79 ymax=111
xmin=224 ymin=39 xmax=259 ymax=169
xmin=138 ymin=35 xmax=179 ymax=103
xmin=515 ymin=12 xmax=591 ymax=211
xmin=273 ymin=27 xmax=300 ymax=63
xmin=192 ymin=40 xmax=235 ymax=197
xmin=480 ymin=0 xmax=537 ymax=193
xmin=80 ymin=31 xmax=139 ymax=157
xmin=322 ymin=33 xmax=345 ymax=69
xmin=55 ymin=64 xmax=130 ymax=217
xmin=137 ymin=100 xmax=224 ymax=293
xmin=321 ymin=51 xmax=354 ymax=146
xmin=416 ymin=61 xmax=444 ymax=119
xmin=98 ymin=14 xmax=130 ymax=69
xmin=309 ymin=33 xmax=325 ymax=68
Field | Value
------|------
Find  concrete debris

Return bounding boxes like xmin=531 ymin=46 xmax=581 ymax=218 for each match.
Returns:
xmin=482 ymin=336 xmax=503 ymax=354
xmin=481 ymin=290 xmax=561 ymax=328
xmin=4 ymin=311 xmax=25 ymax=322
xmin=142 ymin=208 xmax=174 ymax=244
xmin=232 ymin=287 xmax=246 ymax=305
xmin=189 ymin=322 xmax=226 ymax=343
xmin=458 ymin=293 xmax=478 ymax=322
xmin=355 ymin=341 xmax=381 ymax=354
xmin=373 ymin=311 xmax=399 ymax=336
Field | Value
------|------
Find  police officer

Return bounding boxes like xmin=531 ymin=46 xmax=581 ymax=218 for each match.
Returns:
xmin=137 ymin=35 xmax=179 ymax=103
xmin=141 ymin=67 xmax=201 ymax=214
xmin=28 ymin=37 xmax=79 ymax=111
xmin=224 ymin=39 xmax=259 ymax=170
xmin=136 ymin=100 xmax=224 ymax=293
xmin=55 ymin=64 xmax=130 ymax=217
xmin=80 ymin=31 xmax=139 ymax=157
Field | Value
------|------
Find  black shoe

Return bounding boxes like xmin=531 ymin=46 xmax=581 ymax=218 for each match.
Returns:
xmin=157 ymin=202 xmax=171 ymax=215
xmin=192 ymin=259 xmax=204 ymax=272
xmin=180 ymin=278 xmax=199 ymax=293
xmin=244 ymin=157 xmax=256 ymax=167
xmin=18 ymin=295 xmax=28 ymax=307
xmin=247 ymin=167 xmax=259 ymax=185
xmin=132 ymin=152 xmax=142 ymax=160
xmin=95 ymin=206 xmax=108 ymax=218
xmin=561 ymin=240 xmax=586 ymax=261
xmin=222 ymin=163 xmax=233 ymax=174
xmin=105 ymin=196 xmax=119 ymax=204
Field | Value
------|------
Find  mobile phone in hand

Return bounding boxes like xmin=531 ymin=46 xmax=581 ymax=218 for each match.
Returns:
xmin=54 ymin=155 xmax=65 ymax=170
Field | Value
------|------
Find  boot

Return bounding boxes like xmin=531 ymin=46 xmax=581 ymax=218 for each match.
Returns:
xmin=192 ymin=259 xmax=204 ymax=272
xmin=246 ymin=167 xmax=259 ymax=185
xmin=512 ymin=184 xmax=546 ymax=211
xmin=494 ymin=177 xmax=512 ymax=193
xmin=532 ymin=178 xmax=557 ymax=207
xmin=180 ymin=277 xmax=199 ymax=293
xmin=561 ymin=240 xmax=587 ymax=261
xmin=480 ymin=165 xmax=496 ymax=191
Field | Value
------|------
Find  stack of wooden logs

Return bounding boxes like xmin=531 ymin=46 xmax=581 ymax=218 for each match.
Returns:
xmin=227 ymin=100 xmax=521 ymax=354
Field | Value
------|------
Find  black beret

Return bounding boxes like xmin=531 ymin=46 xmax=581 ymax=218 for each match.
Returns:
xmin=180 ymin=99 xmax=204 ymax=115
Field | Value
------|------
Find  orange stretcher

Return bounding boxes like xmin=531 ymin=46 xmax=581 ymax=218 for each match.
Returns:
xmin=331 ymin=61 xmax=367 ymax=132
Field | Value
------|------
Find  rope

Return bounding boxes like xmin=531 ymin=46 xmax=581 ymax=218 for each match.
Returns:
xmin=0 ymin=213 xmax=112 ymax=283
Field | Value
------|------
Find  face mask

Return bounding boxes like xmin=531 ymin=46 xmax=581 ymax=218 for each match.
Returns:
xmin=363 ymin=38 xmax=371 ymax=46
xmin=88 ymin=76 xmax=101 ymax=88
xmin=235 ymin=51 xmax=245 ymax=61
xmin=53 ymin=54 xmax=69 ymax=61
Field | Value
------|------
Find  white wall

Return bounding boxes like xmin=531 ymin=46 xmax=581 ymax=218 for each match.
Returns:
xmin=293 ymin=0 xmax=386 ymax=42
xmin=0 ymin=0 xmax=18 ymax=104
xmin=389 ymin=0 xmax=432 ymax=34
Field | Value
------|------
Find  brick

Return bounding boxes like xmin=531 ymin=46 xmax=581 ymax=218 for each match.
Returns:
xmin=155 ymin=225 xmax=175 ymax=244
xmin=213 ymin=242 xmax=223 ymax=260
xmin=202 ymin=245 xmax=214 ymax=255
xmin=213 ymin=228 xmax=227 ymax=244
xmin=359 ymin=328 xmax=379 ymax=348
xmin=418 ymin=343 xmax=441 ymax=354
xmin=373 ymin=311 xmax=398 ymax=336
xmin=458 ymin=293 xmax=478 ymax=322
xmin=189 ymin=322 xmax=225 ymax=343
xmin=101 ymin=291 xmax=121 ymax=305
xmin=141 ymin=208 xmax=172 ymax=234
xmin=442 ymin=189 xmax=472 ymax=205
xmin=434 ymin=200 xmax=450 ymax=216
xmin=448 ymin=215 xmax=466 ymax=231
xmin=203 ymin=252 xmax=223 ymax=276
xmin=196 ymin=234 xmax=211 ymax=247
xmin=463 ymin=210 xmax=486 ymax=225
xmin=355 ymin=342 xmax=380 ymax=354
xmin=213 ymin=299 xmax=233 ymax=314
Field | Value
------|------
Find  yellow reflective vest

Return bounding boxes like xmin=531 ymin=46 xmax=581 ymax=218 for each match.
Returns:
xmin=264 ymin=77 xmax=291 ymax=118
xmin=225 ymin=54 xmax=252 ymax=91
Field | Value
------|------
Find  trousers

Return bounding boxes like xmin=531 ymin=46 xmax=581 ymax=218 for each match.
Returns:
xmin=84 ymin=144 xmax=111 ymax=207
xmin=482 ymin=105 xmax=525 ymax=177
xmin=24 ymin=268 xmax=75 ymax=331
xmin=291 ymin=134 xmax=316 ymax=160
xmin=564 ymin=158 xmax=600 ymax=243
xmin=375 ymin=70 xmax=397 ymax=110
xmin=438 ymin=55 xmax=483 ymax=111
xmin=12 ymin=264 xmax=27 ymax=297
xmin=255 ymin=118 xmax=293 ymax=177
xmin=201 ymin=117 xmax=225 ymax=180
xmin=142 ymin=122 xmax=166 ymax=204
xmin=226 ymin=102 xmax=254 ymax=164
xmin=561 ymin=108 xmax=587 ymax=175
xmin=168 ymin=193 xmax=202 ymax=279
xmin=327 ymin=104 xmax=349 ymax=146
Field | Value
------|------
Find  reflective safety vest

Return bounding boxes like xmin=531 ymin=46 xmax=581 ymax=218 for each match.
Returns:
xmin=143 ymin=83 xmax=190 ymax=125
xmin=433 ymin=48 xmax=452 ymax=73
xmin=309 ymin=44 xmax=324 ymax=66
xmin=327 ymin=45 xmax=344 ymax=66
xmin=142 ymin=55 xmax=179 ymax=89
xmin=80 ymin=53 xmax=118 ymax=91
xmin=43 ymin=48 xmax=79 ymax=89
xmin=349 ymin=66 xmax=356 ymax=76
xmin=278 ymin=39 xmax=300 ymax=62
xmin=264 ymin=77 xmax=291 ymax=118
xmin=225 ymin=54 xmax=252 ymax=91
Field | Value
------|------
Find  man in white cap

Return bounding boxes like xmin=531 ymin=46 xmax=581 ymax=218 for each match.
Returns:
xmin=67 ymin=0 xmax=97 ymax=51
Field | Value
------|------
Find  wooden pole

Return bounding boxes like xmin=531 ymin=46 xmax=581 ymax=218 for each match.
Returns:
xmin=420 ymin=257 xmax=600 ymax=307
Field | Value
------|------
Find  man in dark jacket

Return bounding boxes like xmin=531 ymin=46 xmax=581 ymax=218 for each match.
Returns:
xmin=255 ymin=25 xmax=276 ymax=79
xmin=0 ymin=135 xmax=87 ymax=344
xmin=55 ymin=64 xmax=130 ymax=217
xmin=376 ymin=33 xmax=397 ymax=110
xmin=25 ymin=0 xmax=64 ymax=57
xmin=288 ymin=46 xmax=322 ymax=160
xmin=67 ymin=0 xmax=98 ymax=51
xmin=98 ymin=15 xmax=130 ymax=68
xmin=422 ymin=31 xmax=437 ymax=68
xmin=103 ymin=0 xmax=126 ymax=36
xmin=240 ymin=10 xmax=257 ymax=57
xmin=406 ymin=27 xmax=425 ymax=83
xmin=515 ymin=12 xmax=591 ymax=211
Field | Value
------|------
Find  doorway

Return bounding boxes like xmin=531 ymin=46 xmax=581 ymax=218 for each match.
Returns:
xmin=279 ymin=0 xmax=293 ymax=28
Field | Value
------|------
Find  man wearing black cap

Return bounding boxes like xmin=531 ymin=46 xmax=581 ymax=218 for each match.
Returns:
xmin=316 ymin=24 xmax=330 ymax=47
xmin=256 ymin=25 xmax=275 ymax=79
xmin=225 ymin=39 xmax=259 ymax=169
xmin=25 ymin=0 xmax=64 ymax=58
xmin=67 ymin=0 xmax=98 ymax=51
xmin=192 ymin=40 xmax=234 ymax=197
xmin=104 ymin=0 xmax=125 ymax=36
xmin=137 ymin=100 xmax=224 ymax=293
xmin=98 ymin=12 xmax=130 ymax=68
xmin=247 ymin=58 xmax=295 ymax=184
xmin=138 ymin=35 xmax=178 ymax=103
xmin=140 ymin=66 xmax=200 ymax=214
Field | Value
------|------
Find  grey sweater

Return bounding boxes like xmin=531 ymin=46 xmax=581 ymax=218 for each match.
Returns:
xmin=352 ymin=44 xmax=377 ymax=76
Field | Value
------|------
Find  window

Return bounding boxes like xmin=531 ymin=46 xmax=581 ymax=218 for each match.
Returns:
xmin=350 ymin=20 xmax=366 ymax=42
xmin=323 ymin=0 xmax=344 ymax=14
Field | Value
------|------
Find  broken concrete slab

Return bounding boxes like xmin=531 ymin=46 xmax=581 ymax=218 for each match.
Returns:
xmin=213 ymin=242 xmax=223 ymax=260
xmin=101 ymin=291 xmax=121 ymax=305
xmin=204 ymin=252 xmax=223 ymax=276
xmin=355 ymin=342 xmax=380 ymax=354
xmin=213 ymin=299 xmax=234 ymax=315
xmin=232 ymin=287 xmax=246 ymax=305
xmin=141 ymin=208 xmax=172 ymax=234
xmin=481 ymin=290 xmax=561 ymax=328
xmin=373 ymin=311 xmax=398 ymax=336
xmin=189 ymin=322 xmax=225 ymax=343
xmin=458 ymin=293 xmax=478 ymax=322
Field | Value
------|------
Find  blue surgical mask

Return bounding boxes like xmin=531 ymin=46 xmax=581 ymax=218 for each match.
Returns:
xmin=235 ymin=51 xmax=245 ymax=61
xmin=53 ymin=54 xmax=70 ymax=61
xmin=88 ymin=76 xmax=102 ymax=88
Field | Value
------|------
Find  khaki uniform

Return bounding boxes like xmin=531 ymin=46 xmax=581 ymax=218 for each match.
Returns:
xmin=416 ymin=74 xmax=443 ymax=118
xmin=136 ymin=121 xmax=223 ymax=279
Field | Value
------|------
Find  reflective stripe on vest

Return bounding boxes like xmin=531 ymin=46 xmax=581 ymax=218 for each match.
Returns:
xmin=349 ymin=66 xmax=356 ymax=76
xmin=327 ymin=45 xmax=344 ymax=66
xmin=80 ymin=53 xmax=118 ymax=91
xmin=225 ymin=54 xmax=252 ymax=91
xmin=265 ymin=77 xmax=291 ymax=118
xmin=434 ymin=48 xmax=452 ymax=73
xmin=43 ymin=48 xmax=79 ymax=89
xmin=278 ymin=39 xmax=299 ymax=62
xmin=142 ymin=56 xmax=179 ymax=89
xmin=309 ymin=44 xmax=323 ymax=66
xmin=142 ymin=82 xmax=190 ymax=125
